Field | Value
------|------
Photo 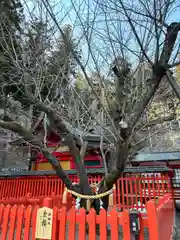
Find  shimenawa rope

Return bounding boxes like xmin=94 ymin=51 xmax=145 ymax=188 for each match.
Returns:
xmin=62 ymin=182 xmax=115 ymax=211
xmin=66 ymin=185 xmax=116 ymax=199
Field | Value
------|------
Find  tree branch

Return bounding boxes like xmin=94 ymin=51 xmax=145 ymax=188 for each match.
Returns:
xmin=145 ymin=114 xmax=175 ymax=127
xmin=168 ymin=60 xmax=180 ymax=68
xmin=99 ymin=22 xmax=180 ymax=203
xmin=80 ymin=141 xmax=88 ymax=162
xmin=103 ymin=141 xmax=129 ymax=188
xmin=42 ymin=150 xmax=73 ymax=189
xmin=100 ymin=59 xmax=132 ymax=196
xmin=19 ymin=90 xmax=92 ymax=195
xmin=98 ymin=140 xmax=130 ymax=210
xmin=0 ymin=119 xmax=74 ymax=189
xmin=0 ymin=120 xmax=35 ymax=143
xmin=119 ymin=0 xmax=153 ymax=65
xmin=131 ymin=22 xmax=180 ymax=127
xmin=160 ymin=22 xmax=180 ymax=65
xmin=166 ymin=71 xmax=180 ymax=99
xmin=136 ymin=112 xmax=176 ymax=130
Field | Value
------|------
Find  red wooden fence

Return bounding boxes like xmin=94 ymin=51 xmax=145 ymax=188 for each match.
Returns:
xmin=147 ymin=193 xmax=175 ymax=240
xmin=58 ymin=207 xmax=131 ymax=240
xmin=0 ymin=193 xmax=174 ymax=239
xmin=0 ymin=174 xmax=172 ymax=210
xmin=0 ymin=204 xmax=39 ymax=240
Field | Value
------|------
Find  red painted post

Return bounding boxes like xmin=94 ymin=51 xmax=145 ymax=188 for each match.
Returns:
xmin=51 ymin=207 xmax=58 ymax=240
xmin=146 ymin=200 xmax=159 ymax=240
xmin=99 ymin=209 xmax=107 ymax=240
xmin=68 ymin=207 xmax=76 ymax=240
xmin=43 ymin=197 xmax=53 ymax=208
xmin=1 ymin=205 xmax=11 ymax=240
xmin=58 ymin=207 xmax=67 ymax=240
xmin=8 ymin=205 xmax=17 ymax=240
xmin=121 ymin=210 xmax=131 ymax=240
xmin=24 ymin=205 xmax=32 ymax=240
xmin=78 ymin=208 xmax=86 ymax=240
xmin=87 ymin=208 xmax=96 ymax=240
xmin=16 ymin=205 xmax=25 ymax=240
xmin=109 ymin=208 xmax=119 ymax=240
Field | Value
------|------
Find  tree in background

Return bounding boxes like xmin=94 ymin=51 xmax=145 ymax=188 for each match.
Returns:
xmin=0 ymin=0 xmax=23 ymax=87
xmin=0 ymin=0 xmax=24 ymax=169
xmin=21 ymin=19 xmax=53 ymax=106
xmin=47 ymin=24 xmax=81 ymax=102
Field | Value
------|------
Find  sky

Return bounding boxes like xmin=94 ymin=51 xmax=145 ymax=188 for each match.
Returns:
xmin=23 ymin=0 xmax=180 ymax=75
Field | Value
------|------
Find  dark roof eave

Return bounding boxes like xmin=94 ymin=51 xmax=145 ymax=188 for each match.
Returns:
xmin=0 ymin=166 xmax=172 ymax=178
xmin=132 ymin=151 xmax=180 ymax=162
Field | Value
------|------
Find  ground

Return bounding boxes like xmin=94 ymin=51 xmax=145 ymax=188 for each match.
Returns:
xmin=173 ymin=209 xmax=180 ymax=239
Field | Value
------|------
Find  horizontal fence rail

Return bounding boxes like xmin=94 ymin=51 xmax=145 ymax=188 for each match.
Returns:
xmin=0 ymin=193 xmax=174 ymax=239
xmin=0 ymin=173 xmax=172 ymax=211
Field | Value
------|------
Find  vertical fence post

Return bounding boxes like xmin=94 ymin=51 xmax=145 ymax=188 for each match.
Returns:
xmin=43 ymin=197 xmax=53 ymax=208
xmin=122 ymin=210 xmax=131 ymax=240
xmin=146 ymin=200 xmax=159 ymax=240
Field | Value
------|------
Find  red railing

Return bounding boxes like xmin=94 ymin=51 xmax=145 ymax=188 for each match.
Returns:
xmin=0 ymin=174 xmax=172 ymax=210
xmin=0 ymin=193 xmax=174 ymax=239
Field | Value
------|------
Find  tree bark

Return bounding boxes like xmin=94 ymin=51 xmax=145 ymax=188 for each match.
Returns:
xmin=22 ymin=90 xmax=92 ymax=195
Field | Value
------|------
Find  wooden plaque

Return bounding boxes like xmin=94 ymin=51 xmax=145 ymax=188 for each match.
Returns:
xmin=35 ymin=206 xmax=53 ymax=239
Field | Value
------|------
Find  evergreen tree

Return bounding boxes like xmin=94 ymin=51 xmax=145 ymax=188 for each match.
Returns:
xmin=23 ymin=19 xmax=52 ymax=74
xmin=22 ymin=19 xmax=52 ymax=99
xmin=0 ymin=0 xmax=23 ymax=85
xmin=4 ymin=18 xmax=53 ymax=105
xmin=47 ymin=24 xmax=81 ymax=100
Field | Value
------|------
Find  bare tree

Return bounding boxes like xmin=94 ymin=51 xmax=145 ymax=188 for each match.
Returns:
xmin=0 ymin=0 xmax=180 ymax=213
